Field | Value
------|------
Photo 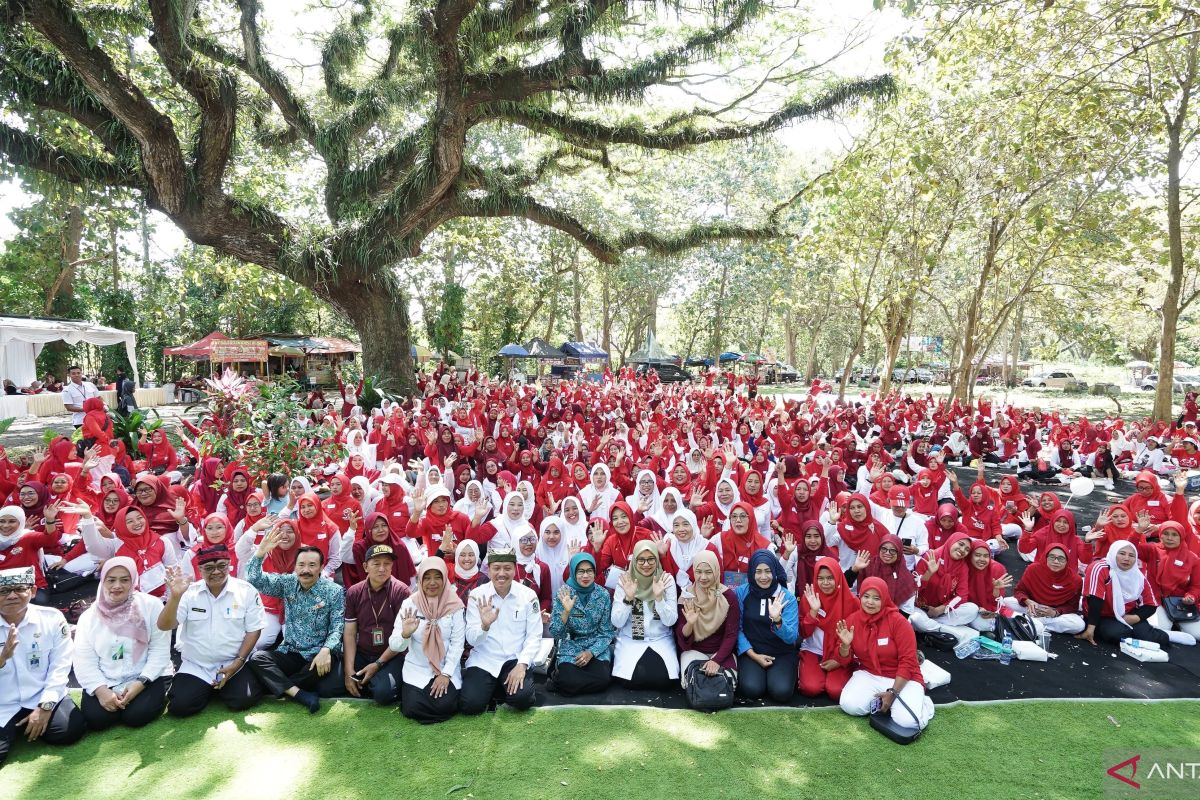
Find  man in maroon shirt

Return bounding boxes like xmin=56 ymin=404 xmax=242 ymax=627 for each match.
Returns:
xmin=342 ymin=544 xmax=411 ymax=705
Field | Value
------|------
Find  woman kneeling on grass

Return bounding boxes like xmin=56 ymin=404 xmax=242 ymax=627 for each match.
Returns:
xmin=549 ymin=553 xmax=615 ymax=696
xmin=735 ymin=550 xmax=798 ymax=703
xmin=393 ymin=558 xmax=466 ymax=724
xmin=676 ymin=550 xmax=739 ymax=700
xmin=836 ymin=577 xmax=933 ymax=730
xmin=73 ymin=557 xmax=173 ymax=730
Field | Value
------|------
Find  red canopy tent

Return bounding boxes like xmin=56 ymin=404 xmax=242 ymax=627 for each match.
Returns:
xmin=163 ymin=330 xmax=229 ymax=359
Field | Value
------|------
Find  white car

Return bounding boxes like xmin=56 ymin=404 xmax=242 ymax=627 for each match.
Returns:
xmin=1141 ymin=373 xmax=1200 ymax=393
xmin=1022 ymin=370 xmax=1076 ymax=389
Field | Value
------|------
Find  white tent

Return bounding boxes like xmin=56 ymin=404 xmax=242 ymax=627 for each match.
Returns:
xmin=0 ymin=316 xmax=139 ymax=387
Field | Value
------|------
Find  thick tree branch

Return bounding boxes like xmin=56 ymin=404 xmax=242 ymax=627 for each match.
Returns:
xmin=146 ymin=0 xmax=236 ymax=195
xmin=0 ymin=122 xmax=142 ymax=187
xmin=487 ymin=74 xmax=896 ymax=149
xmin=24 ymin=0 xmax=189 ymax=213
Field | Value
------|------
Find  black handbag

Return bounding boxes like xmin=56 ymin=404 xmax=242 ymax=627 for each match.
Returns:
xmin=1163 ymin=596 xmax=1199 ymax=624
xmin=869 ymin=694 xmax=927 ymax=745
xmin=683 ymin=659 xmax=736 ymax=712
xmin=995 ymin=613 xmax=1040 ymax=643
xmin=44 ymin=566 xmax=92 ymax=595
xmin=919 ymin=630 xmax=958 ymax=651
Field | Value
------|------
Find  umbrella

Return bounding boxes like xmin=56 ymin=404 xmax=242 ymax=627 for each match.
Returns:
xmin=499 ymin=343 xmax=529 ymax=357
xmin=1125 ymin=360 xmax=1152 ymax=368
xmin=1175 ymin=361 xmax=1193 ymax=370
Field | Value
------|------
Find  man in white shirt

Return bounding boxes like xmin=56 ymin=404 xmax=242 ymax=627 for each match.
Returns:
xmin=461 ymin=549 xmax=541 ymax=714
xmin=61 ymin=365 xmax=99 ymax=428
xmin=158 ymin=546 xmax=266 ymax=717
xmin=879 ymin=486 xmax=929 ymax=569
xmin=0 ymin=566 xmax=86 ymax=765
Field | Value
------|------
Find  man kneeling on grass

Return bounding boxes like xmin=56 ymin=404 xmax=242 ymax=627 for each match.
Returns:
xmin=158 ymin=546 xmax=266 ymax=717
xmin=0 ymin=566 xmax=86 ymax=765
xmin=461 ymin=549 xmax=542 ymax=714
xmin=246 ymin=529 xmax=345 ymax=713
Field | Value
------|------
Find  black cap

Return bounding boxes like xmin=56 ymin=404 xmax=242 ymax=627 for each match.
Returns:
xmin=364 ymin=544 xmax=396 ymax=562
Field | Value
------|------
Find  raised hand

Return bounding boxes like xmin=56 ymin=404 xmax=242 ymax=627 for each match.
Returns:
xmin=835 ymin=620 xmax=854 ymax=648
xmin=681 ymin=597 xmax=698 ymax=626
xmin=477 ymin=596 xmax=500 ymax=629
xmin=1135 ymin=510 xmax=1152 ymax=534
xmin=588 ymin=521 xmax=606 ymax=550
xmin=1019 ymin=510 xmax=1035 ymax=531
xmin=782 ymin=532 xmax=796 ymax=556
xmin=170 ymin=497 xmax=188 ymax=524
xmin=165 ymin=565 xmax=190 ymax=597
xmin=1094 ymin=510 xmax=1110 ymax=528
xmin=803 ymin=584 xmax=820 ymax=616
xmin=557 ymin=585 xmax=576 ymax=616
xmin=689 ymin=487 xmax=707 ymax=507
xmin=993 ymin=574 xmax=1014 ymax=594
xmin=649 ymin=531 xmax=669 ymax=556
xmin=923 ymin=550 xmax=939 ymax=576
xmin=852 ymin=549 xmax=871 ymax=572
xmin=827 ymin=504 xmax=841 ymax=524
xmin=400 ymin=608 xmax=420 ymax=639
xmin=619 ymin=572 xmax=637 ymax=602
xmin=651 ymin=574 xmax=668 ymax=602
xmin=255 ymin=527 xmax=282 ymax=559
xmin=767 ymin=592 xmax=783 ymax=622
xmin=1 ymin=624 xmax=18 ymax=664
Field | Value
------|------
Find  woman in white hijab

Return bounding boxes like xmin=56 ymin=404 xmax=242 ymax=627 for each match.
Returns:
xmin=516 ymin=481 xmax=538 ymax=521
xmin=579 ymin=463 xmax=619 ymax=521
xmin=1079 ymin=540 xmax=1173 ymax=649
xmin=651 ymin=487 xmax=685 ymax=534
xmin=665 ymin=509 xmax=709 ymax=592
xmin=713 ymin=476 xmax=741 ymax=530
xmin=626 ymin=469 xmax=662 ymax=523
xmin=454 ymin=480 xmax=493 ymax=526
xmin=534 ymin=515 xmax=572 ymax=595
xmin=558 ymin=496 xmax=589 ymax=548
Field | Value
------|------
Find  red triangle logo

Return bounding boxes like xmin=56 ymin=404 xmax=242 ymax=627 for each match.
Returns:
xmin=1107 ymin=755 xmax=1141 ymax=789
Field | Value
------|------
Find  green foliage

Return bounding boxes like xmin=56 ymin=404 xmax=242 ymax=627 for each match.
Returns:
xmin=111 ymin=409 xmax=162 ymax=454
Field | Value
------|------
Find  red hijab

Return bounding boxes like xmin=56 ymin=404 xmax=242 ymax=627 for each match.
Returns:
xmin=794 ymin=519 xmax=837 ymax=591
xmin=837 ymin=492 xmax=886 ymax=552
xmin=862 ymin=533 xmax=918 ymax=606
xmin=1016 ymin=544 xmax=1082 ymax=608
xmin=347 ymin=512 xmax=417 ymax=587
xmin=966 ymin=537 xmax=1007 ymax=609
xmin=801 ymin=555 xmax=859 ymax=660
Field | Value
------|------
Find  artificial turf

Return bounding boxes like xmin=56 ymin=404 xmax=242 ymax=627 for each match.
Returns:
xmin=4 ymin=699 xmax=1196 ymax=799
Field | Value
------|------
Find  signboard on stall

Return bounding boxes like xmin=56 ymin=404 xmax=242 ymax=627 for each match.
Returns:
xmin=210 ymin=339 xmax=269 ymax=362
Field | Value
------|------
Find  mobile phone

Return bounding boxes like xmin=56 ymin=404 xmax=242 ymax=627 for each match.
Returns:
xmin=901 ymin=538 xmax=913 ymax=548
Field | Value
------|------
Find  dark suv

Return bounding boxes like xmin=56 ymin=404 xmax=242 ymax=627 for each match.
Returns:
xmin=635 ymin=363 xmax=692 ymax=383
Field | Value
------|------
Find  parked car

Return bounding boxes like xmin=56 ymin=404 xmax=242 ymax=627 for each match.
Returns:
xmin=1021 ymin=370 xmax=1077 ymax=388
xmin=888 ymin=367 xmax=934 ymax=384
xmin=763 ymin=362 xmax=799 ymax=383
xmin=549 ymin=364 xmax=581 ymax=380
xmin=635 ymin=363 xmax=692 ymax=383
xmin=1141 ymin=372 xmax=1200 ymax=393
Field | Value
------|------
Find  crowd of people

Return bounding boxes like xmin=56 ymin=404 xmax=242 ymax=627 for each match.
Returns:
xmin=2 ymin=363 xmax=1199 ymax=764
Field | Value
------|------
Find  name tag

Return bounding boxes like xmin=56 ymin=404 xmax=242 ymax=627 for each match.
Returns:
xmin=1176 ymin=559 xmax=1185 ymax=567
xmin=317 ymin=533 xmax=327 ymax=540
xmin=190 ymin=607 xmax=207 ymax=614
xmin=1052 ymin=584 xmax=1063 ymax=590
xmin=1148 ymin=500 xmax=1160 ymax=507
xmin=877 ymin=637 xmax=889 ymax=646
xmin=760 ymin=599 xmax=767 ymax=617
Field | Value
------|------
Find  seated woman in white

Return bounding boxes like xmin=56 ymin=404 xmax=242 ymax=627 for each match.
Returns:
xmin=73 ymin=557 xmax=172 ymax=730
xmin=610 ymin=541 xmax=678 ymax=689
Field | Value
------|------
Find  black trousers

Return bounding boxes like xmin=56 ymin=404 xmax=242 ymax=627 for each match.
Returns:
xmin=737 ymin=651 xmax=798 ymax=703
xmin=459 ymin=659 xmax=537 ymax=714
xmin=552 ymin=657 xmax=612 ymax=696
xmin=339 ymin=652 xmax=404 ymax=705
xmin=248 ymin=649 xmax=345 ymax=697
xmin=401 ymin=678 xmax=460 ymax=724
xmin=0 ymin=697 xmax=86 ymax=765
xmin=614 ymin=649 xmax=674 ymax=691
xmin=80 ymin=676 xmax=170 ymax=731
xmin=1094 ymin=617 xmax=1172 ymax=649
xmin=167 ymin=670 xmax=264 ymax=718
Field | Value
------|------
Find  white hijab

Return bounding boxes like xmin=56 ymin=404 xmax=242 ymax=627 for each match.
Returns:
xmin=654 ymin=487 xmax=685 ymax=533
xmin=1105 ymin=541 xmax=1146 ymax=628
xmin=579 ymin=463 xmax=619 ymax=520
xmin=453 ymin=480 xmax=490 ymax=521
xmin=0 ymin=505 xmax=27 ymax=550
xmin=626 ymin=468 xmax=662 ymax=521
xmin=666 ymin=509 xmax=706 ymax=590
xmin=488 ymin=491 xmax=528 ymax=549
xmin=535 ymin=515 xmax=570 ymax=594
xmin=558 ymin=496 xmax=589 ymax=547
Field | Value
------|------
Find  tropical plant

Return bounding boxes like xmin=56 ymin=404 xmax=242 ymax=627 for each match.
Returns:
xmin=111 ymin=409 xmax=163 ymax=453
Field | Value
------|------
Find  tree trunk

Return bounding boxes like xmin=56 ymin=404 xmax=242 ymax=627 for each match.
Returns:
xmin=711 ymin=258 xmax=731 ymax=365
xmin=571 ymin=252 xmax=584 ymax=342
xmin=326 ymin=277 xmax=415 ymax=395
xmin=784 ymin=313 xmax=798 ymax=367
xmin=837 ymin=316 xmax=868 ymax=401
xmin=600 ymin=268 xmax=613 ymax=353
xmin=804 ymin=330 xmax=821 ymax=383
xmin=41 ymin=204 xmax=84 ymax=378
xmin=878 ymin=293 xmax=915 ymax=396
xmin=1006 ymin=300 xmax=1024 ymax=388
xmin=109 ymin=214 xmax=120 ymax=290
xmin=1155 ymin=114 xmax=1189 ymax=421
xmin=953 ymin=219 xmax=1000 ymax=401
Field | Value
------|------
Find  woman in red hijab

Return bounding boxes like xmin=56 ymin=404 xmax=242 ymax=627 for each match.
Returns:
xmin=190 ymin=456 xmax=223 ymax=517
xmin=1145 ymin=521 xmax=1200 ymax=640
xmin=185 ymin=512 xmax=239 ymax=579
xmin=786 ymin=520 xmax=838 ymax=593
xmin=131 ymin=475 xmax=184 ymax=536
xmin=1005 ymin=544 xmax=1085 ymax=635
xmin=137 ymin=428 xmax=178 ymax=473
xmin=797 ymin=556 xmax=858 ymax=701
xmin=828 ymin=493 xmax=886 ymax=571
xmin=834 ymin=577 xmax=933 ymax=730
xmin=851 ymin=534 xmax=919 ymax=615
xmin=322 ymin=472 xmax=363 ymax=535
xmin=257 ymin=519 xmax=302 ymax=648
xmin=965 ymin=538 xmax=1012 ymax=631
xmin=910 ymin=532 xmax=979 ymax=638
xmin=81 ymin=397 xmax=115 ymax=458
xmin=924 ymin=502 xmax=967 ymax=553
xmin=706 ymin=500 xmax=770 ymax=587
xmin=219 ymin=464 xmax=255 ymax=527
xmin=294 ymin=493 xmax=342 ymax=578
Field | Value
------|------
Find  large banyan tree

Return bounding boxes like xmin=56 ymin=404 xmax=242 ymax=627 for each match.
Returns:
xmin=0 ymin=0 xmax=892 ymax=392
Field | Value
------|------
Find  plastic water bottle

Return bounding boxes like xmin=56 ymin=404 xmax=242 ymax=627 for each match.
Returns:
xmin=1121 ymin=638 xmax=1161 ymax=651
xmin=954 ymin=637 xmax=981 ymax=659
xmin=1000 ymin=631 xmax=1013 ymax=665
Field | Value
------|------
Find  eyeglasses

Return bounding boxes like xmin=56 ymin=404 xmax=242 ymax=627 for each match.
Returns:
xmin=518 ymin=537 xmax=537 ymax=546
xmin=0 ymin=585 xmax=32 ymax=597
xmin=200 ymin=561 xmax=231 ymax=573
xmin=634 ymin=557 xmax=658 ymax=565
xmin=1045 ymin=554 xmax=1068 ymax=563
xmin=575 ymin=567 xmax=596 ymax=575
xmin=730 ymin=513 xmax=750 ymax=521
xmin=879 ymin=546 xmax=900 ymax=555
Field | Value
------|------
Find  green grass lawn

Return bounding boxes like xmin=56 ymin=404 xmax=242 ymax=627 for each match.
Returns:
xmin=5 ymin=699 xmax=1197 ymax=799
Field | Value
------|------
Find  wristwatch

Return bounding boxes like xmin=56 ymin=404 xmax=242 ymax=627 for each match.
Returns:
xmin=38 ymin=701 xmax=55 ymax=711
xmin=137 ymin=675 xmax=152 ymax=686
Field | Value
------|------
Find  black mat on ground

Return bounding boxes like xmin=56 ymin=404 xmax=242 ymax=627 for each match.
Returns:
xmin=48 ymin=465 xmax=1200 ymax=706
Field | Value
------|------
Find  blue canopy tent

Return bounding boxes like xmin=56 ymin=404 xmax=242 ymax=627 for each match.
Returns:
xmin=498 ymin=343 xmax=529 ymax=357
xmin=685 ymin=356 xmax=714 ymax=367
xmin=718 ymin=351 xmax=742 ymax=363
xmin=560 ymin=341 xmax=609 ymax=360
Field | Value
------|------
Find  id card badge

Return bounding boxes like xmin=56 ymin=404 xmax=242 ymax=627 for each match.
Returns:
xmin=371 ymin=627 xmax=385 ymax=647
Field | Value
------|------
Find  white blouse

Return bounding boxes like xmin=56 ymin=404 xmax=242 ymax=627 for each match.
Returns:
xmin=610 ymin=575 xmax=680 ymax=680
xmin=389 ymin=597 xmax=466 ymax=689
xmin=73 ymin=592 xmax=173 ymax=693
